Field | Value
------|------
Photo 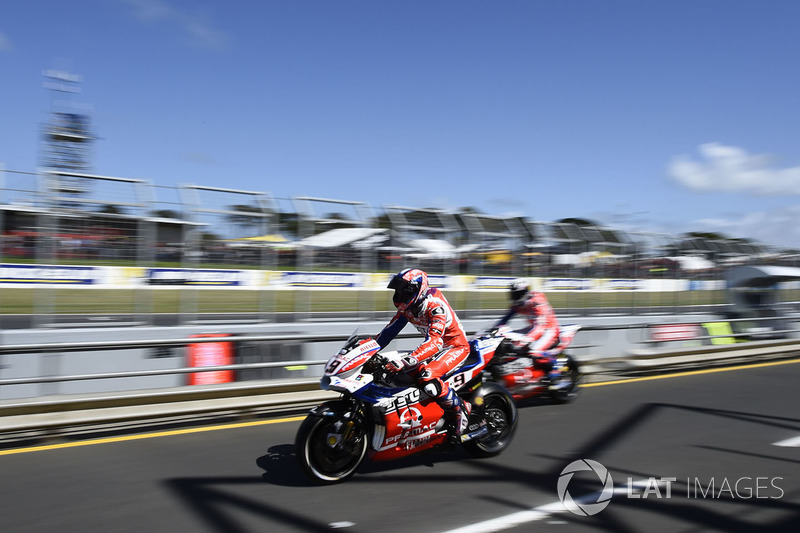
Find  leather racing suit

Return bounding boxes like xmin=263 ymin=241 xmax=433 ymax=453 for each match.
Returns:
xmin=375 ymin=287 xmax=471 ymax=429
xmin=494 ymin=290 xmax=560 ymax=355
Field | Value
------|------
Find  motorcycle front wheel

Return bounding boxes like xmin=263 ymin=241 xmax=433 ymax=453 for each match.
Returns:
xmin=463 ymin=387 xmax=518 ymax=458
xmin=295 ymin=412 xmax=368 ymax=484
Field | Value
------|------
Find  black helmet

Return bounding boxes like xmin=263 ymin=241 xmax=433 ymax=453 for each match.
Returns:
xmin=509 ymin=278 xmax=530 ymax=306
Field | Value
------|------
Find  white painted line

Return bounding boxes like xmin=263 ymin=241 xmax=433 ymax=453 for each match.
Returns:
xmin=439 ymin=480 xmax=653 ymax=533
xmin=773 ymin=435 xmax=800 ymax=447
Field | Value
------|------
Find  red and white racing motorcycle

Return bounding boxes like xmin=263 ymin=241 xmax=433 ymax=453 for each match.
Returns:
xmin=295 ymin=333 xmax=518 ymax=484
xmin=482 ymin=324 xmax=582 ymax=403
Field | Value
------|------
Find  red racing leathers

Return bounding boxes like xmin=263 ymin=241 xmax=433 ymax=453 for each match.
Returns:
xmin=494 ymin=290 xmax=560 ymax=354
xmin=375 ymin=288 xmax=470 ymax=409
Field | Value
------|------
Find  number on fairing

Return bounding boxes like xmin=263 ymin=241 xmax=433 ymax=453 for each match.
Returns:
xmin=452 ymin=373 xmax=466 ymax=387
xmin=326 ymin=359 xmax=342 ymax=374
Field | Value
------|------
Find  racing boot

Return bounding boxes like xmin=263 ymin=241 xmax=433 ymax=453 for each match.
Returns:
xmin=441 ymin=386 xmax=472 ymax=438
xmin=448 ymin=394 xmax=489 ymax=443
xmin=545 ymin=357 xmax=565 ymax=391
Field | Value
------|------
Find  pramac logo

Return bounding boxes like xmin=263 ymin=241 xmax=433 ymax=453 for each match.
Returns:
xmin=398 ymin=406 xmax=423 ymax=428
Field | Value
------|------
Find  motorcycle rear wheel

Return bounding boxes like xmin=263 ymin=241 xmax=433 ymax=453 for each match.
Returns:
xmin=463 ymin=389 xmax=518 ymax=458
xmin=295 ymin=413 xmax=368 ymax=484
xmin=549 ymin=356 xmax=581 ymax=404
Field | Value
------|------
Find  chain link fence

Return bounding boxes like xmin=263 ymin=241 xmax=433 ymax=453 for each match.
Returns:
xmin=2 ymin=166 xmax=799 ymax=326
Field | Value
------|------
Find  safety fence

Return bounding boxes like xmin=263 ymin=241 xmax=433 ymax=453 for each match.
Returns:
xmin=1 ymin=315 xmax=798 ymax=434
xmin=4 ymin=167 xmax=800 ymax=326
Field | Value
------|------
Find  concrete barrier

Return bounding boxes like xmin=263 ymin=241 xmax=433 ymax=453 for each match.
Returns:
xmin=2 ymin=313 xmax=799 ymax=443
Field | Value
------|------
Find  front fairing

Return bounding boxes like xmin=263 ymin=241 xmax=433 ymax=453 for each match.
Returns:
xmin=320 ymin=338 xmax=381 ymax=395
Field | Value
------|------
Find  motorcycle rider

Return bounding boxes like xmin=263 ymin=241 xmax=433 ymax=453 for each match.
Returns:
xmin=374 ymin=268 xmax=473 ymax=437
xmin=492 ymin=278 xmax=563 ymax=383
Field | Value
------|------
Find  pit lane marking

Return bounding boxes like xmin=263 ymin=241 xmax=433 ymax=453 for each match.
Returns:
xmin=0 ymin=416 xmax=306 ymax=456
xmin=1 ymin=357 xmax=799 ymax=457
xmin=773 ymin=435 xmax=800 ymax=447
xmin=438 ymin=480 xmax=656 ymax=533
xmin=583 ymin=357 xmax=800 ymax=388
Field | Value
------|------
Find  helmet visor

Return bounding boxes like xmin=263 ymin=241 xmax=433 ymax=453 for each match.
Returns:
xmin=392 ymin=283 xmax=418 ymax=306
xmin=510 ymin=288 xmax=527 ymax=304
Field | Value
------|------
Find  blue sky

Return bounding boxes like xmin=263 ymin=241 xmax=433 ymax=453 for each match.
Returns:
xmin=2 ymin=0 xmax=800 ymax=247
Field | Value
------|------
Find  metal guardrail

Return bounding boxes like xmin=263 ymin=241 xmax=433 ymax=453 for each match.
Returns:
xmin=593 ymin=337 xmax=800 ymax=375
xmin=588 ymin=315 xmax=800 ymax=372
xmin=0 ymin=316 xmax=796 ymax=386
xmin=0 ymin=360 xmax=330 ymax=387
xmin=0 ymin=332 xmax=352 ymax=356
xmin=1 ymin=320 xmax=799 ymax=438
xmin=0 ymin=331 xmax=391 ymax=388
xmin=0 ymin=329 xmax=596 ymax=386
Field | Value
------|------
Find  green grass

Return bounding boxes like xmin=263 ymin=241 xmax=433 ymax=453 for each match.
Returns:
xmin=2 ymin=287 xmax=797 ymax=315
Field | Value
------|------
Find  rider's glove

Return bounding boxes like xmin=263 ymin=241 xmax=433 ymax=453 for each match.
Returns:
xmin=503 ymin=331 xmax=527 ymax=347
xmin=384 ymin=355 xmax=419 ymax=373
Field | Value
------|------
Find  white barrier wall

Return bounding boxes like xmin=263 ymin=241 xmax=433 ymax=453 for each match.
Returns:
xmin=0 ymin=263 xmax=727 ymax=292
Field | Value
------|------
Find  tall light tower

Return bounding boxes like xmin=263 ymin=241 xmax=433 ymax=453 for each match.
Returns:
xmin=40 ymin=69 xmax=94 ymax=195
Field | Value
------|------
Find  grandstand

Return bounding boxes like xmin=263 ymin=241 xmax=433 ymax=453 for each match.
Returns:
xmin=0 ymin=167 xmax=795 ymax=279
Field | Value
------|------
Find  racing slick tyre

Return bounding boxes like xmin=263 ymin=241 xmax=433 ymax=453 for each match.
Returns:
xmin=463 ymin=383 xmax=518 ymax=458
xmin=548 ymin=355 xmax=581 ymax=404
xmin=295 ymin=404 xmax=368 ymax=484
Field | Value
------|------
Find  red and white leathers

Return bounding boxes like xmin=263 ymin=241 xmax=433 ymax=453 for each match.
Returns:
xmin=376 ymin=287 xmax=471 ymax=428
xmin=495 ymin=290 xmax=560 ymax=355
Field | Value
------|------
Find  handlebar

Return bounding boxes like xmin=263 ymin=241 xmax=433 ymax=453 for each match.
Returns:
xmin=363 ymin=353 xmax=416 ymax=386
xmin=362 ymin=353 xmax=388 ymax=374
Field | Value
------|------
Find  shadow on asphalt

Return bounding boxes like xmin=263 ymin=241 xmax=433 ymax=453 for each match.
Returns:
xmin=255 ymin=442 xmax=475 ymax=487
xmin=164 ymin=402 xmax=800 ymax=533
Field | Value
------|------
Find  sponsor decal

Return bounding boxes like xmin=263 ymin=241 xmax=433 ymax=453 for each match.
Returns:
xmin=650 ymin=324 xmax=701 ymax=342
xmin=147 ymin=268 xmax=244 ymax=286
xmin=427 ymin=275 xmax=448 ymax=289
xmin=399 ymin=406 xmax=423 ymax=428
xmin=283 ymin=271 xmax=359 ymax=287
xmin=0 ymin=264 xmax=96 ymax=284
xmin=473 ymin=276 xmax=516 ymax=290
xmin=380 ymin=388 xmax=423 ymax=413
xmin=543 ymin=278 xmax=592 ymax=291
xmin=602 ymin=279 xmax=641 ymax=291
xmin=444 ymin=350 xmax=461 ymax=365
xmin=186 ymin=334 xmax=234 ymax=385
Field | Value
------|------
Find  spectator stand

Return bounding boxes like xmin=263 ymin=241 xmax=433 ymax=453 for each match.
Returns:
xmin=179 ymin=184 xmax=276 ymax=322
xmin=291 ymin=196 xmax=376 ymax=320
xmin=35 ymin=170 xmax=153 ymax=327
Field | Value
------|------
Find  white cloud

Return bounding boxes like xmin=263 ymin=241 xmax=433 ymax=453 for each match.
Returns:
xmin=690 ymin=206 xmax=800 ymax=249
xmin=0 ymin=31 xmax=11 ymax=52
xmin=669 ymin=143 xmax=800 ymax=196
xmin=120 ymin=0 xmax=229 ymax=49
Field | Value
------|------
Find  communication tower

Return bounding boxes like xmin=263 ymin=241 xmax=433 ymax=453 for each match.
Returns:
xmin=40 ymin=69 xmax=94 ymax=194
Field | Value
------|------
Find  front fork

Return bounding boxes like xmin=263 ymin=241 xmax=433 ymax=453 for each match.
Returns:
xmin=321 ymin=399 xmax=367 ymax=451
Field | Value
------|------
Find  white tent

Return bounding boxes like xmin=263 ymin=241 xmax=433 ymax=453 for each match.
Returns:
xmin=351 ymin=232 xmax=391 ymax=249
xmin=406 ymin=238 xmax=458 ymax=259
xmin=296 ymin=227 xmax=389 ymax=249
xmin=670 ymin=255 xmax=716 ymax=271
